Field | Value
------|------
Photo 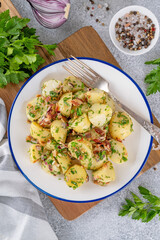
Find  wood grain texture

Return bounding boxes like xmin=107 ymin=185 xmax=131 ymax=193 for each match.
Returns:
xmin=1 ymin=0 xmax=160 ymax=221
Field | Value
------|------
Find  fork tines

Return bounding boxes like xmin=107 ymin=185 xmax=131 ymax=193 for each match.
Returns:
xmin=63 ymin=55 xmax=99 ymax=86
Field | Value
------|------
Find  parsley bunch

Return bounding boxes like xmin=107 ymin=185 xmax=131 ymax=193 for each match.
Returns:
xmin=119 ymin=186 xmax=160 ymax=222
xmin=144 ymin=58 xmax=160 ymax=95
xmin=0 ymin=10 xmax=57 ymax=87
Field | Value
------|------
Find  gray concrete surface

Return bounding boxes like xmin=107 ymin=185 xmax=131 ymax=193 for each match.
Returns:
xmin=11 ymin=0 xmax=160 ymax=239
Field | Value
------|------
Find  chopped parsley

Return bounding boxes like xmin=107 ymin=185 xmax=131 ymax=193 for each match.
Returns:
xmin=113 ymin=112 xmax=129 ymax=126
xmin=77 ymin=105 xmax=83 ymax=116
xmin=98 ymin=151 xmax=106 ymax=160
xmin=55 ymin=127 xmax=59 ymax=133
xmin=70 ymin=168 xmax=77 ymax=174
xmin=29 ymin=112 xmax=35 ymax=118
xmin=49 ymin=91 xmax=58 ymax=98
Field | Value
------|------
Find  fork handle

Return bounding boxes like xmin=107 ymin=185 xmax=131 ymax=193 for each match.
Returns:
xmin=111 ymin=96 xmax=160 ymax=144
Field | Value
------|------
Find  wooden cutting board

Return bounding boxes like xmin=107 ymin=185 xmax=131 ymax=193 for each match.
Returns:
xmin=1 ymin=0 xmax=160 ymax=221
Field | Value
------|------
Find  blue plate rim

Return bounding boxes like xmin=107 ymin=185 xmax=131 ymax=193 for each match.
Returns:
xmin=8 ymin=57 xmax=153 ymax=203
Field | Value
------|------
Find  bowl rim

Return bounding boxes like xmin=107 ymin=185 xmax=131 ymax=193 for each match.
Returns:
xmin=8 ymin=57 xmax=153 ymax=203
xmin=109 ymin=5 xmax=159 ymax=56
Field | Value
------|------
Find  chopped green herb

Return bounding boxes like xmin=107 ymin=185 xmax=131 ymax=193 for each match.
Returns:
xmin=29 ymin=112 xmax=35 ymax=118
xmin=55 ymin=127 xmax=59 ymax=133
xmin=49 ymin=91 xmax=57 ymax=98
xmin=77 ymin=105 xmax=82 ymax=116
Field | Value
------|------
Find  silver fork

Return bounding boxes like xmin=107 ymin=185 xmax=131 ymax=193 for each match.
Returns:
xmin=63 ymin=56 xmax=160 ymax=145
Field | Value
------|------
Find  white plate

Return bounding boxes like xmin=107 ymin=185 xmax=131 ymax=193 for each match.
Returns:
xmin=8 ymin=58 xmax=153 ymax=202
xmin=109 ymin=5 xmax=159 ymax=55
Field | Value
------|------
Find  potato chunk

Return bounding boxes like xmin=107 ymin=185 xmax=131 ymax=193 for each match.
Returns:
xmin=26 ymin=96 xmax=45 ymax=122
xmin=56 ymin=152 xmax=72 ymax=174
xmin=68 ymin=139 xmax=93 ymax=161
xmin=29 ymin=144 xmax=44 ymax=163
xmin=109 ymin=139 xmax=128 ymax=164
xmin=88 ymin=103 xmax=112 ymax=127
xmin=63 ymin=76 xmax=84 ymax=93
xmin=69 ymin=113 xmax=91 ymax=133
xmin=109 ymin=112 xmax=133 ymax=140
xmin=85 ymin=88 xmax=106 ymax=104
xmin=104 ymin=93 xmax=115 ymax=112
xmin=50 ymin=120 xmax=67 ymax=143
xmin=92 ymin=161 xmax=115 ymax=186
xmin=71 ymin=103 xmax=89 ymax=118
xmin=30 ymin=122 xmax=51 ymax=143
xmin=57 ymin=92 xmax=72 ymax=117
xmin=45 ymin=139 xmax=56 ymax=151
xmin=41 ymin=156 xmax=61 ymax=176
xmin=42 ymin=79 xmax=62 ymax=99
xmin=73 ymin=90 xmax=85 ymax=101
xmin=64 ymin=165 xmax=88 ymax=189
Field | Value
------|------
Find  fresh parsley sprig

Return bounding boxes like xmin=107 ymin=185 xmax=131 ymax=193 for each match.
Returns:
xmin=0 ymin=10 xmax=57 ymax=87
xmin=144 ymin=59 xmax=160 ymax=95
xmin=119 ymin=186 xmax=160 ymax=222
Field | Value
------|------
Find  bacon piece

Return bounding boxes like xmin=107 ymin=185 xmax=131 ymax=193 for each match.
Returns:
xmin=55 ymin=103 xmax=60 ymax=112
xmin=44 ymin=96 xmax=51 ymax=103
xmin=93 ymin=140 xmax=111 ymax=154
xmin=39 ymin=105 xmax=56 ymax=127
xmin=35 ymin=145 xmax=42 ymax=151
xmin=26 ymin=135 xmax=38 ymax=144
xmin=116 ymin=138 xmax=122 ymax=142
xmin=84 ymin=132 xmax=92 ymax=139
xmin=94 ymin=127 xmax=105 ymax=135
xmin=57 ymin=113 xmax=68 ymax=123
xmin=79 ymin=155 xmax=83 ymax=160
xmin=71 ymin=98 xmax=83 ymax=106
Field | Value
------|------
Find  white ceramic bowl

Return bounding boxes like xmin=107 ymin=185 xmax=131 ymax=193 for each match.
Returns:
xmin=8 ymin=58 xmax=153 ymax=202
xmin=109 ymin=5 xmax=159 ymax=55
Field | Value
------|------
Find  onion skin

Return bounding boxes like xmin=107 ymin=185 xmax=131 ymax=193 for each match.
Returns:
xmin=27 ymin=0 xmax=70 ymax=29
xmin=32 ymin=9 xmax=67 ymax=28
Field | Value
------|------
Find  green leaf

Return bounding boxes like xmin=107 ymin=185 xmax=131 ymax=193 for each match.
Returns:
xmin=0 ymin=72 xmax=7 ymax=87
xmin=145 ymin=58 xmax=160 ymax=65
xmin=0 ymin=10 xmax=10 ymax=21
xmin=131 ymin=192 xmax=142 ymax=203
xmin=0 ymin=52 xmax=5 ymax=67
xmin=125 ymin=199 xmax=135 ymax=207
xmin=118 ymin=209 xmax=129 ymax=216
xmin=11 ymin=40 xmax=24 ymax=50
xmin=143 ymin=195 xmax=160 ymax=206
xmin=7 ymin=47 xmax=14 ymax=56
xmin=138 ymin=186 xmax=151 ymax=196
xmin=128 ymin=206 xmax=136 ymax=216
xmin=5 ymin=17 xmax=30 ymax=35
xmin=144 ymin=64 xmax=160 ymax=95
xmin=144 ymin=210 xmax=157 ymax=222
xmin=23 ymin=27 xmax=36 ymax=38
xmin=121 ymin=204 xmax=130 ymax=210
xmin=29 ymin=54 xmax=45 ymax=72
xmin=5 ymin=70 xmax=29 ymax=84
xmin=132 ymin=209 xmax=141 ymax=220
xmin=23 ymin=37 xmax=41 ymax=50
xmin=13 ymin=54 xmax=37 ymax=65
xmin=145 ymin=67 xmax=159 ymax=83
xmin=146 ymin=75 xmax=160 ymax=96
xmin=0 ymin=36 xmax=9 ymax=48
xmin=140 ymin=209 xmax=147 ymax=222
xmin=135 ymin=202 xmax=146 ymax=210
xmin=43 ymin=44 xmax=57 ymax=55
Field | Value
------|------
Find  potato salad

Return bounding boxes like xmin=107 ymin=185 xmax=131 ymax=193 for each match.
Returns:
xmin=26 ymin=76 xmax=133 ymax=190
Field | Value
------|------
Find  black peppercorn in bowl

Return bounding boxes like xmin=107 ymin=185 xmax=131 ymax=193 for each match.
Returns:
xmin=109 ymin=6 xmax=159 ymax=55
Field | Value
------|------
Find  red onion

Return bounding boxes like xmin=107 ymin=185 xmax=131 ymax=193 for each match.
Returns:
xmin=27 ymin=0 xmax=70 ymax=29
